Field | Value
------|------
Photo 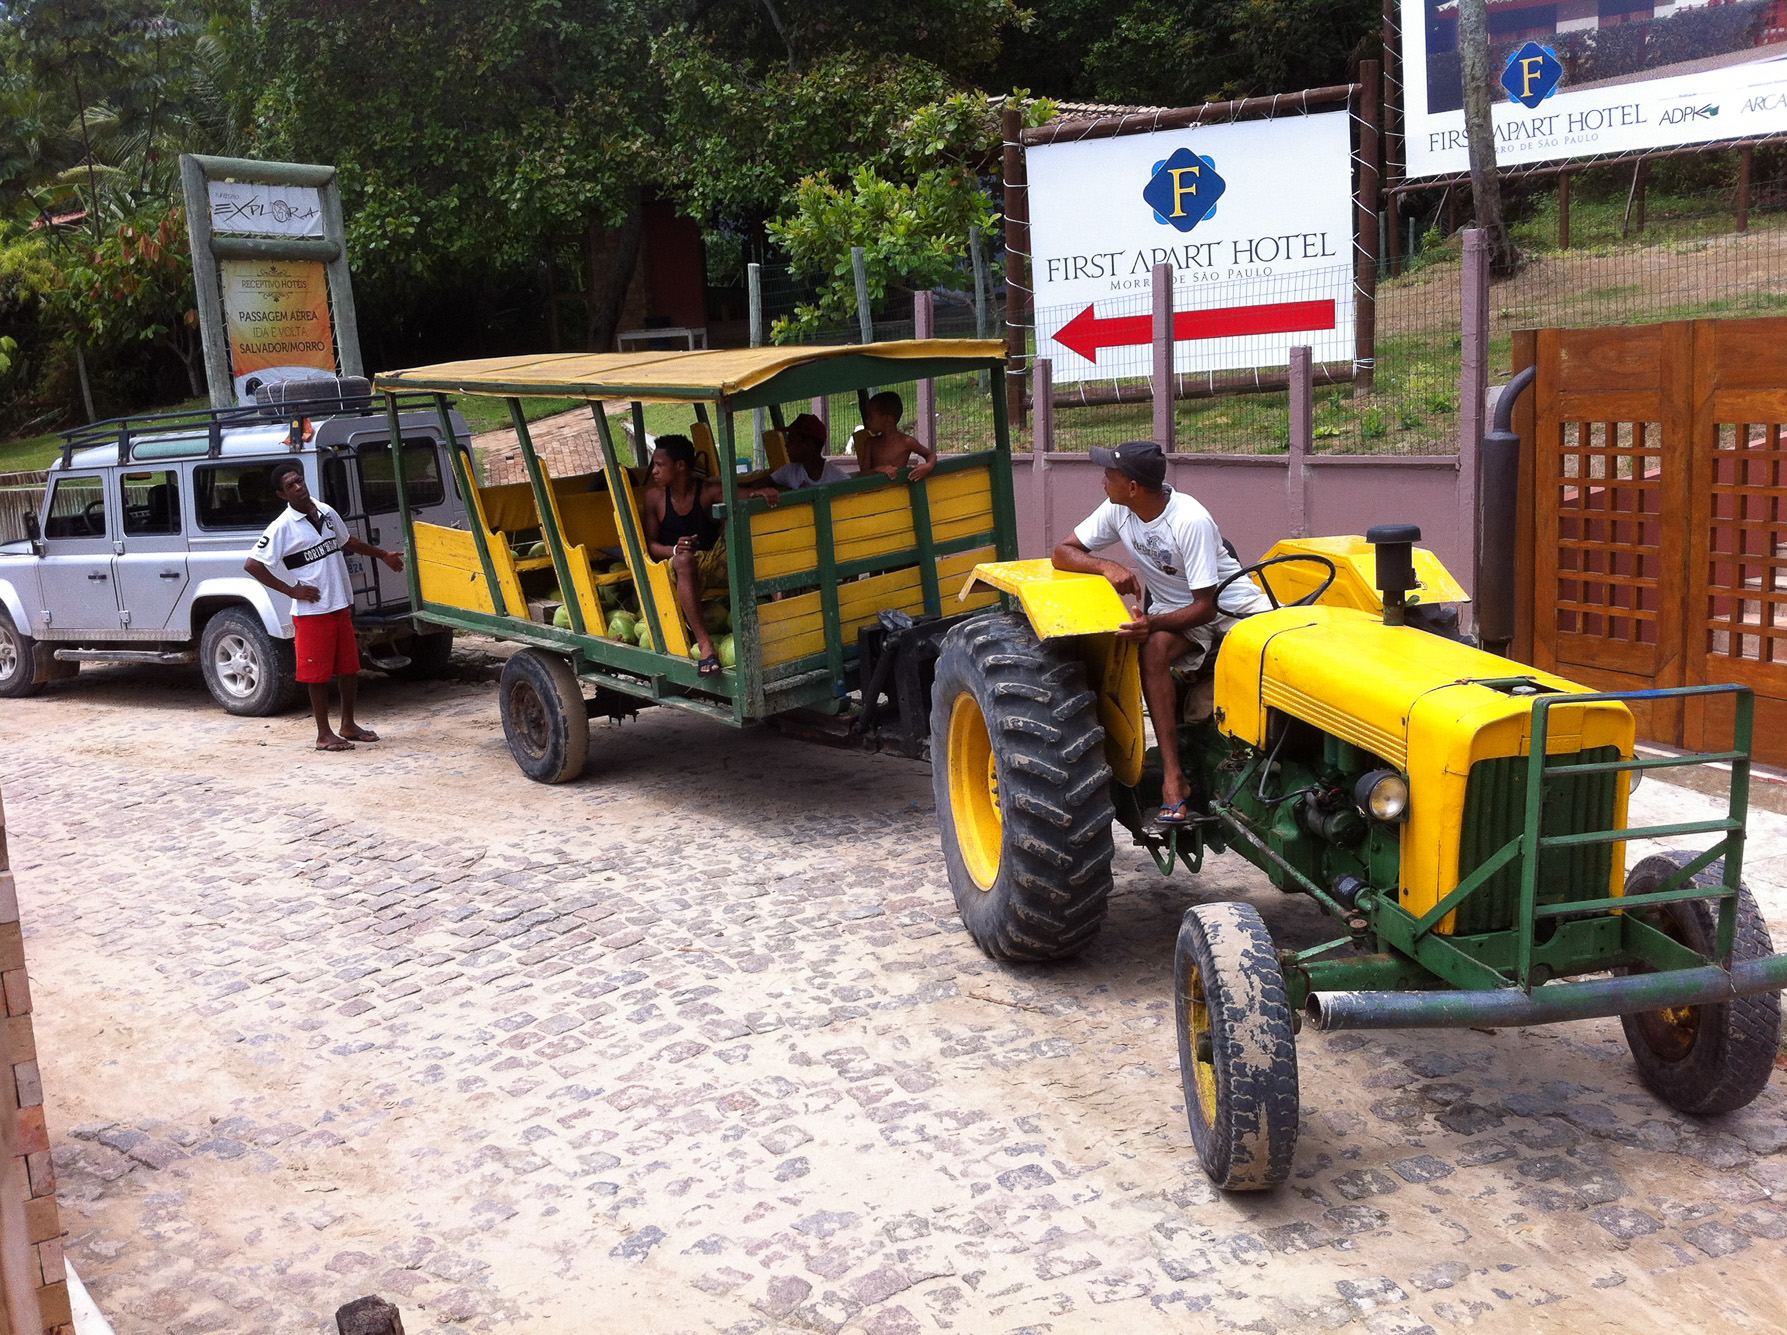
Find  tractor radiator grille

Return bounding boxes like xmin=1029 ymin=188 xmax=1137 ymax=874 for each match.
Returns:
xmin=1451 ymin=746 xmax=1619 ymax=936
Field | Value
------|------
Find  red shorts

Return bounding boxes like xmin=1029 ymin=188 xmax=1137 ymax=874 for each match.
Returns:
xmin=293 ymin=606 xmax=360 ymax=684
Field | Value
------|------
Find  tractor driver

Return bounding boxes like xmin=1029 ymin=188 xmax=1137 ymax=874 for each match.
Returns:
xmin=1052 ymin=439 xmax=1269 ymax=828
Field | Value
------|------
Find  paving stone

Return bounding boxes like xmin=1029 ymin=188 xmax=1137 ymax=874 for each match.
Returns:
xmin=18 ymin=673 xmax=1787 ymax=1335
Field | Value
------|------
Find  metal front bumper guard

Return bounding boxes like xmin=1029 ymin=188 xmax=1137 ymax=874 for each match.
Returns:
xmin=1307 ymin=951 xmax=1787 ymax=1031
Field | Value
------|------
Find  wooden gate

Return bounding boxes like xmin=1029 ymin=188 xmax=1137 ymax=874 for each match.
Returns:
xmin=1513 ymin=318 xmax=1787 ymax=765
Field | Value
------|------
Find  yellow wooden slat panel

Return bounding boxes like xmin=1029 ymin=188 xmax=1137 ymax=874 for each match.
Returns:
xmin=752 ymin=505 xmax=816 ymax=536
xmin=419 ymin=562 xmax=497 ymax=615
xmin=751 ymin=523 xmax=819 ymax=557
xmin=832 ymin=485 xmax=912 ymax=521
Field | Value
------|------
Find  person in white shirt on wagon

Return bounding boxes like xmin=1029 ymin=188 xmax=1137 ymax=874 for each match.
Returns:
xmin=244 ymin=461 xmax=404 ymax=752
xmin=1052 ymin=439 xmax=1270 ymax=827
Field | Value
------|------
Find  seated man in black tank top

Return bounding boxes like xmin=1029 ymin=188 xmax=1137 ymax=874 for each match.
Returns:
xmin=643 ymin=435 xmax=778 ymax=676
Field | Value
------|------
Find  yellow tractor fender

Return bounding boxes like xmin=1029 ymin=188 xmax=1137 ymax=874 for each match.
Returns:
xmin=958 ymin=559 xmax=1146 ymax=787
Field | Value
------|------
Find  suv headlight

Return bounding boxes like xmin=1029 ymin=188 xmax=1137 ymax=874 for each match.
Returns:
xmin=1355 ymin=769 xmax=1410 ymax=823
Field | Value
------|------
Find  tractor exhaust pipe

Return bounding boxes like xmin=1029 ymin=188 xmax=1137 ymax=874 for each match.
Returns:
xmin=1305 ymin=950 xmax=1787 ymax=1031
xmin=1475 ymin=363 xmax=1537 ymax=657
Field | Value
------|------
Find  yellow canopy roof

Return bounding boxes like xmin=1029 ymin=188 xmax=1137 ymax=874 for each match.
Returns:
xmin=373 ymin=339 xmax=1008 ymax=404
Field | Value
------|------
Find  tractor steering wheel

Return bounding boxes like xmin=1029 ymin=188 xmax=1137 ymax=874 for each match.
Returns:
xmin=1213 ymin=553 xmax=1338 ymax=611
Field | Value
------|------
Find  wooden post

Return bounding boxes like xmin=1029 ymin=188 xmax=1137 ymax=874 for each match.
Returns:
xmin=1033 ymin=356 xmax=1054 ymax=555
xmin=1288 ymin=346 xmax=1312 ymax=539
xmin=1738 ymin=144 xmax=1754 ymax=233
xmin=337 ymin=1295 xmax=405 ymax=1335
xmin=914 ymin=289 xmax=936 ymax=456
xmin=1460 ymin=227 xmax=1490 ymax=613
xmin=1001 ymin=105 xmax=1031 ymax=431
xmin=1557 ymin=171 xmax=1570 ymax=250
xmin=811 ymin=396 xmax=828 ymax=434
xmin=850 ymin=247 xmax=872 ymax=345
xmin=1354 ymin=60 xmax=1381 ymax=394
xmin=1387 ymin=191 xmax=1402 ymax=276
xmin=1152 ymin=262 xmax=1175 ymax=450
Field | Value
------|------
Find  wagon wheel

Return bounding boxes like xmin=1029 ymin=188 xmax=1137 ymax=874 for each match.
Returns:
xmin=1174 ymin=901 xmax=1300 ymax=1189
xmin=1618 ymin=850 xmax=1781 ymax=1116
xmin=499 ymin=649 xmax=589 ymax=784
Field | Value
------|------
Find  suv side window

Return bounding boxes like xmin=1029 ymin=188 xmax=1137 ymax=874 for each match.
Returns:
xmin=121 ymin=469 xmax=181 ymax=535
xmin=194 ymin=459 xmax=296 ymax=530
xmin=357 ymin=440 xmax=445 ymax=514
xmin=43 ymin=474 xmax=108 ymax=539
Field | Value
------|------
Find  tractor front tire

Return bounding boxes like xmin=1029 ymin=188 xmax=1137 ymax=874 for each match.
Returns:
xmin=1175 ymin=901 xmax=1300 ymax=1190
xmin=499 ymin=649 xmax=589 ymax=784
xmin=1619 ymin=850 xmax=1781 ymax=1116
xmin=930 ymin=612 xmax=1114 ymax=962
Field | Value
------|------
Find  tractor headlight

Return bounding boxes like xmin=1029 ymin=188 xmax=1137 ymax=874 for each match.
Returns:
xmin=1355 ymin=769 xmax=1410 ymax=823
xmin=1629 ymin=763 xmax=1644 ymax=795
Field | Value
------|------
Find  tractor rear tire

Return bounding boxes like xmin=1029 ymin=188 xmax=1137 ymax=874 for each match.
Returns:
xmin=1174 ymin=901 xmax=1300 ymax=1190
xmin=1618 ymin=850 xmax=1781 ymax=1116
xmin=930 ymin=612 xmax=1114 ymax=962
xmin=499 ymin=649 xmax=589 ymax=784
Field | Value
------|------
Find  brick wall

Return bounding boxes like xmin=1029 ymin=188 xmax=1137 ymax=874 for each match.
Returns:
xmin=0 ymin=792 xmax=70 ymax=1334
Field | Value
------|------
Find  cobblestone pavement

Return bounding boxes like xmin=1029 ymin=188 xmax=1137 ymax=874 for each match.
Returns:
xmin=6 ymin=654 xmax=1787 ymax=1335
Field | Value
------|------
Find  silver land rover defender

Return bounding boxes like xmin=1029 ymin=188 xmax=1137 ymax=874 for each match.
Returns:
xmin=0 ymin=375 xmax=471 ymax=714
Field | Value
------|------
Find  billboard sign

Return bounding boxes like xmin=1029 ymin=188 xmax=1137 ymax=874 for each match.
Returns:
xmin=1402 ymin=0 xmax=1787 ymax=179
xmin=1026 ymin=111 xmax=1356 ymax=384
xmin=206 ymin=181 xmax=326 ymax=237
xmin=219 ymin=258 xmax=338 ymax=400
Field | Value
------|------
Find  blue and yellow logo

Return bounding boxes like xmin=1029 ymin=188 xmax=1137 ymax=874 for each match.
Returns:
xmin=1143 ymin=148 xmax=1225 ymax=233
xmin=1501 ymin=42 xmax=1563 ymax=110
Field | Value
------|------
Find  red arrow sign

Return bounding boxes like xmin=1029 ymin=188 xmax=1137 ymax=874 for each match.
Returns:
xmin=1052 ymin=299 xmax=1337 ymax=362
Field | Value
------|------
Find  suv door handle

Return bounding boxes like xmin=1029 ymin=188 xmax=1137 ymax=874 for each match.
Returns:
xmin=158 ymin=571 xmax=180 ymax=580
xmin=87 ymin=572 xmax=108 ymax=581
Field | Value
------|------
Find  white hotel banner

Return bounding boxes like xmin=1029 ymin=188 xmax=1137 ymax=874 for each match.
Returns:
xmin=1402 ymin=0 xmax=1787 ymax=178
xmin=1025 ymin=110 xmax=1357 ymax=384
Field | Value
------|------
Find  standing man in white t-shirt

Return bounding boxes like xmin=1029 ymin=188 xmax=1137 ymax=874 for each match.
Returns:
xmin=244 ymin=462 xmax=404 ymax=752
xmin=1052 ymin=439 xmax=1270 ymax=827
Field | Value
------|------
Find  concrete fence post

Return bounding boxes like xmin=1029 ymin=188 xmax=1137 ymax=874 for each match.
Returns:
xmin=748 ymin=261 xmax=766 ymax=469
xmin=914 ymin=290 xmax=937 ymax=456
xmin=1035 ymin=356 xmax=1055 ymax=555
xmin=1152 ymin=262 xmax=1175 ymax=450
xmin=1459 ymin=228 xmax=1490 ymax=613
xmin=1288 ymin=346 xmax=1313 ymax=539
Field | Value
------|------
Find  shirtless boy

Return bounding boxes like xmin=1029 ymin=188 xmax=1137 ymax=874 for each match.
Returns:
xmin=851 ymin=391 xmax=934 ymax=481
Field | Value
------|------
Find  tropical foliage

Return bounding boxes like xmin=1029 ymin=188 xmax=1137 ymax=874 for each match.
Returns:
xmin=0 ymin=0 xmax=1379 ymax=436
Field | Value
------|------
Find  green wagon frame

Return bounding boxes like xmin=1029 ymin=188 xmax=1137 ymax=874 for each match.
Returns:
xmin=371 ymin=341 xmax=1016 ymax=731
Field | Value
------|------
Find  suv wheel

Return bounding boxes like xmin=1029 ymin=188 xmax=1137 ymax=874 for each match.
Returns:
xmin=201 ymin=608 xmax=299 ymax=716
xmin=0 ymin=608 xmax=44 ymax=699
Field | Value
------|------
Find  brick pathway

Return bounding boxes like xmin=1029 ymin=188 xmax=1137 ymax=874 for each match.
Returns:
xmin=6 ymin=655 xmax=1787 ymax=1334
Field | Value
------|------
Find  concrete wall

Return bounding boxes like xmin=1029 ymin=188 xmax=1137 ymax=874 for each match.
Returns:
xmin=1011 ymin=448 xmax=1475 ymax=600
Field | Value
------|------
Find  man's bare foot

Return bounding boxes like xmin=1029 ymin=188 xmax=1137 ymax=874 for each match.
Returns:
xmin=340 ymin=726 xmax=380 ymax=742
xmin=316 ymin=735 xmax=355 ymax=752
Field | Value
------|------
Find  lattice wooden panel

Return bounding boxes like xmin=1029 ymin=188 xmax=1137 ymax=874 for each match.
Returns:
xmin=1552 ymin=419 xmax=1663 ymax=649
xmin=1704 ymin=421 xmax=1787 ymax=665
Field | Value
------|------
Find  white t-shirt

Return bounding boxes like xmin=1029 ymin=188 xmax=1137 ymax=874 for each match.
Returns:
xmin=250 ymin=501 xmax=354 ymax=616
xmin=1074 ymin=487 xmax=1269 ymax=616
xmin=771 ymin=459 xmax=850 ymax=490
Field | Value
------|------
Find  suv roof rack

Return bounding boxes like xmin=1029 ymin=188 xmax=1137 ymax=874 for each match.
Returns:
xmin=56 ymin=389 xmax=445 ymax=468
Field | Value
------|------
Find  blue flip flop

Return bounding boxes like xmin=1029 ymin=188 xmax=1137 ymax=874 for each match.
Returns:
xmin=1155 ymin=799 xmax=1196 ymax=827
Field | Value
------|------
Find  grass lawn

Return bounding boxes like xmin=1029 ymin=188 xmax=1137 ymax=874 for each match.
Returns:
xmin=451 ymin=394 xmax=587 ymax=436
xmin=0 ymin=431 xmax=63 ymax=475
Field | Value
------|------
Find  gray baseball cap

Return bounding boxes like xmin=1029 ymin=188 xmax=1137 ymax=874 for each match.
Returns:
xmin=1088 ymin=439 xmax=1167 ymax=488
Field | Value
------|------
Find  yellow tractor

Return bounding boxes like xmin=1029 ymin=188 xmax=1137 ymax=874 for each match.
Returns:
xmin=934 ymin=526 xmax=1787 ymax=1190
